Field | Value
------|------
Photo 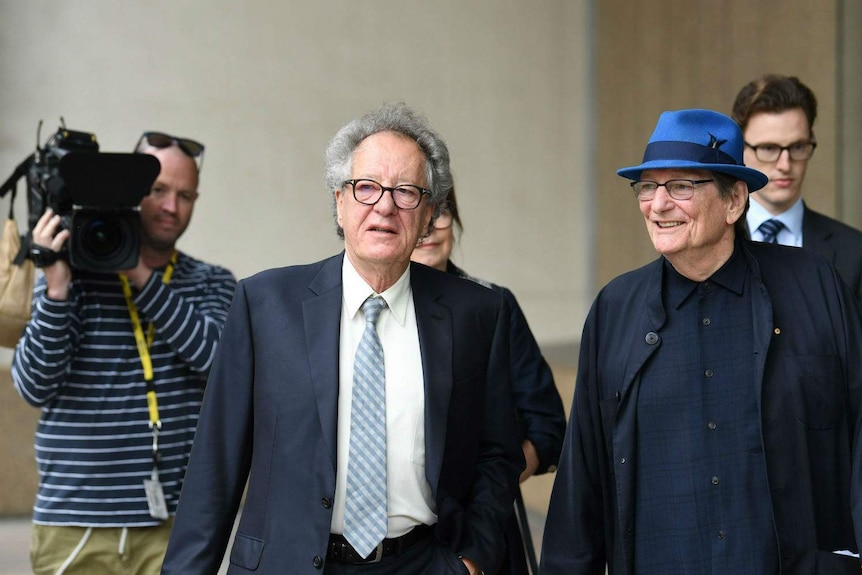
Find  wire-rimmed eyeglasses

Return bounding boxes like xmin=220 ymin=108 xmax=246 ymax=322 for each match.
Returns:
xmin=631 ymin=179 xmax=714 ymax=201
xmin=745 ymin=141 xmax=817 ymax=163
xmin=343 ymin=179 xmax=430 ymax=210
xmin=135 ymin=131 xmax=206 ymax=172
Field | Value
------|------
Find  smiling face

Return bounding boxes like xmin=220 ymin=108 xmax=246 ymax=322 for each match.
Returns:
xmin=336 ymin=131 xmax=433 ymax=290
xmin=638 ymin=168 xmax=747 ymax=280
xmin=743 ymin=108 xmax=812 ymax=215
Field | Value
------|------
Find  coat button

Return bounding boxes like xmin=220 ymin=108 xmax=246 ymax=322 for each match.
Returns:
xmin=321 ymin=497 xmax=332 ymax=509
xmin=313 ymin=555 xmax=323 ymax=569
xmin=645 ymin=332 xmax=659 ymax=345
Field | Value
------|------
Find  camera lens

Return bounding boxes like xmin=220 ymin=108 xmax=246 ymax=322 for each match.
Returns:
xmin=81 ymin=218 xmax=122 ymax=257
xmin=70 ymin=209 xmax=141 ymax=272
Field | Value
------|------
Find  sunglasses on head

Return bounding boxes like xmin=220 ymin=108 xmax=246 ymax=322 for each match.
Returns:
xmin=135 ymin=131 xmax=205 ymax=172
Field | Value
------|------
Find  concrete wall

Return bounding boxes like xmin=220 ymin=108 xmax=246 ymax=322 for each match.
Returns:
xmin=0 ymin=0 xmax=593 ymax=349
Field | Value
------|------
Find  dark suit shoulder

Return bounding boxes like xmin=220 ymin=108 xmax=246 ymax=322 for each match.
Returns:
xmin=744 ymin=240 xmax=845 ymax=294
xmin=804 ymin=207 xmax=862 ymax=244
xmin=411 ymin=261 xmax=506 ymax=308
xmin=242 ymin=254 xmax=342 ymax=286
xmin=239 ymin=254 xmax=341 ymax=298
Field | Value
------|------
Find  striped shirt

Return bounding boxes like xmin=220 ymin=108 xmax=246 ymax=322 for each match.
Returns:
xmin=12 ymin=252 xmax=236 ymax=526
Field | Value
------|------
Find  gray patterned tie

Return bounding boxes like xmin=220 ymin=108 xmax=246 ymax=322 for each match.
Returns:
xmin=758 ymin=218 xmax=785 ymax=244
xmin=344 ymin=296 xmax=388 ymax=559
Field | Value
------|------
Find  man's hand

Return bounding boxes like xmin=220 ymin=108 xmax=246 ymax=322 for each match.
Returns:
xmin=460 ymin=555 xmax=483 ymax=575
xmin=519 ymin=439 xmax=540 ymax=483
xmin=32 ymin=208 xmax=72 ymax=300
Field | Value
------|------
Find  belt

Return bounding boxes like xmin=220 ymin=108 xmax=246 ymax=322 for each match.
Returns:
xmin=326 ymin=524 xmax=434 ymax=564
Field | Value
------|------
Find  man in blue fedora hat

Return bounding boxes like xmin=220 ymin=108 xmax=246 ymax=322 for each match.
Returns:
xmin=541 ymin=109 xmax=862 ymax=575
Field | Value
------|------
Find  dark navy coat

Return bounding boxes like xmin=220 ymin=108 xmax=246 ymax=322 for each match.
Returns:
xmin=541 ymin=240 xmax=862 ymax=575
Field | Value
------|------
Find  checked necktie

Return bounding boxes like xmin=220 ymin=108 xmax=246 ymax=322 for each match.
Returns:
xmin=757 ymin=218 xmax=785 ymax=244
xmin=344 ymin=296 xmax=388 ymax=559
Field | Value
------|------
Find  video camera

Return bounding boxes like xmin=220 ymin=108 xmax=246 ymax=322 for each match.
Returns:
xmin=0 ymin=121 xmax=160 ymax=272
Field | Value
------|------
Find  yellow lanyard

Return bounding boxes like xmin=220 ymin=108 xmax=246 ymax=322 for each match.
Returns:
xmin=118 ymin=251 xmax=177 ymax=427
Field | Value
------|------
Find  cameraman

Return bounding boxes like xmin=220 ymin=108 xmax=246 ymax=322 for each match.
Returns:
xmin=11 ymin=132 xmax=236 ymax=575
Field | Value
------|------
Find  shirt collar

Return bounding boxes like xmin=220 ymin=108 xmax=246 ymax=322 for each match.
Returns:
xmin=709 ymin=243 xmax=747 ymax=295
xmin=342 ymin=255 xmax=411 ymax=326
xmin=663 ymin=243 xmax=747 ymax=309
xmin=746 ymin=196 xmax=804 ymax=237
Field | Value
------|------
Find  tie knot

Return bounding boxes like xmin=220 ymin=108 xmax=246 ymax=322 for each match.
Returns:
xmin=362 ymin=297 xmax=386 ymax=325
xmin=757 ymin=219 xmax=785 ymax=243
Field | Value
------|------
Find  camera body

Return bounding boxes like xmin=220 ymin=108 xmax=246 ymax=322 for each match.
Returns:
xmin=26 ymin=127 xmax=160 ymax=272
xmin=26 ymin=128 xmax=97 ymax=236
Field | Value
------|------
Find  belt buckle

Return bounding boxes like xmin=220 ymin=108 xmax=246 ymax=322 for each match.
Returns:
xmin=359 ymin=541 xmax=384 ymax=564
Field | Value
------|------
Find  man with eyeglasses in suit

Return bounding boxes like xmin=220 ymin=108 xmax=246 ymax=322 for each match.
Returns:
xmin=733 ymin=73 xmax=862 ymax=304
xmin=12 ymin=131 xmax=236 ymax=575
xmin=160 ymin=102 xmax=523 ymax=575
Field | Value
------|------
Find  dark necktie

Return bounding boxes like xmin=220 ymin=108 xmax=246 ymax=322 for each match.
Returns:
xmin=344 ymin=296 xmax=388 ymax=558
xmin=757 ymin=219 xmax=785 ymax=244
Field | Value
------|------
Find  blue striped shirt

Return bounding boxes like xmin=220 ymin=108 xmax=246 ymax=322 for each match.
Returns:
xmin=12 ymin=252 xmax=236 ymax=526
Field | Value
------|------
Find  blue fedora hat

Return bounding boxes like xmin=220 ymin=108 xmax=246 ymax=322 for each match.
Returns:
xmin=617 ymin=109 xmax=768 ymax=192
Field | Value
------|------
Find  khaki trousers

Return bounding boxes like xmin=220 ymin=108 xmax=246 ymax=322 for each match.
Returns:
xmin=30 ymin=518 xmax=174 ymax=575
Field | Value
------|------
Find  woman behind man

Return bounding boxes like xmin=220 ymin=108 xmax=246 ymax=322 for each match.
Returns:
xmin=411 ymin=186 xmax=566 ymax=575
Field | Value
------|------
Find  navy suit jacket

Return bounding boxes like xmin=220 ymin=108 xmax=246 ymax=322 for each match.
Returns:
xmin=802 ymin=203 xmax=862 ymax=305
xmin=161 ymin=253 xmax=523 ymax=575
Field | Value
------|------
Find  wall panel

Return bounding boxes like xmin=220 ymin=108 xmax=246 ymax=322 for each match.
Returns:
xmin=596 ymin=0 xmax=839 ymax=287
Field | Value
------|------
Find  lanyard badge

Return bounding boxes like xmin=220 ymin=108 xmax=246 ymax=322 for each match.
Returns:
xmin=118 ymin=251 xmax=177 ymax=520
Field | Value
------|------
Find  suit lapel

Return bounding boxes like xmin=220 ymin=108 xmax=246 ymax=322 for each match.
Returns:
xmin=303 ymin=254 xmax=344 ymax=471
xmin=411 ymin=263 xmax=451 ymax=496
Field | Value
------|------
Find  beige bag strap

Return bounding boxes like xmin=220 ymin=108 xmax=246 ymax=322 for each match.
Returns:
xmin=0 ymin=184 xmax=35 ymax=347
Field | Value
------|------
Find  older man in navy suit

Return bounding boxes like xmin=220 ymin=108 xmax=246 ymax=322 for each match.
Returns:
xmin=541 ymin=109 xmax=862 ymax=575
xmin=161 ymin=103 xmax=523 ymax=575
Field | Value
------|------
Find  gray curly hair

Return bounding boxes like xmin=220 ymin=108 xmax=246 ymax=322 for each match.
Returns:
xmin=324 ymin=102 xmax=452 ymax=238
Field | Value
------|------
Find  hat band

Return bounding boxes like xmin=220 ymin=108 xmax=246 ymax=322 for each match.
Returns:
xmin=643 ymin=141 xmax=738 ymax=166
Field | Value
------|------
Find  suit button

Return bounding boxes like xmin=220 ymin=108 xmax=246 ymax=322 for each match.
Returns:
xmin=313 ymin=555 xmax=323 ymax=569
xmin=321 ymin=497 xmax=332 ymax=509
xmin=645 ymin=331 xmax=659 ymax=345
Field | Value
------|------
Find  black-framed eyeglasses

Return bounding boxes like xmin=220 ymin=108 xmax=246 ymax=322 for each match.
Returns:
xmin=745 ymin=140 xmax=816 ymax=163
xmin=343 ymin=179 xmax=430 ymax=210
xmin=135 ymin=131 xmax=206 ymax=172
xmin=631 ymin=179 xmax=714 ymax=201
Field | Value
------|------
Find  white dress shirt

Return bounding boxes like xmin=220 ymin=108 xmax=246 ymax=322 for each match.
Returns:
xmin=746 ymin=197 xmax=804 ymax=247
xmin=330 ymin=256 xmax=436 ymax=538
